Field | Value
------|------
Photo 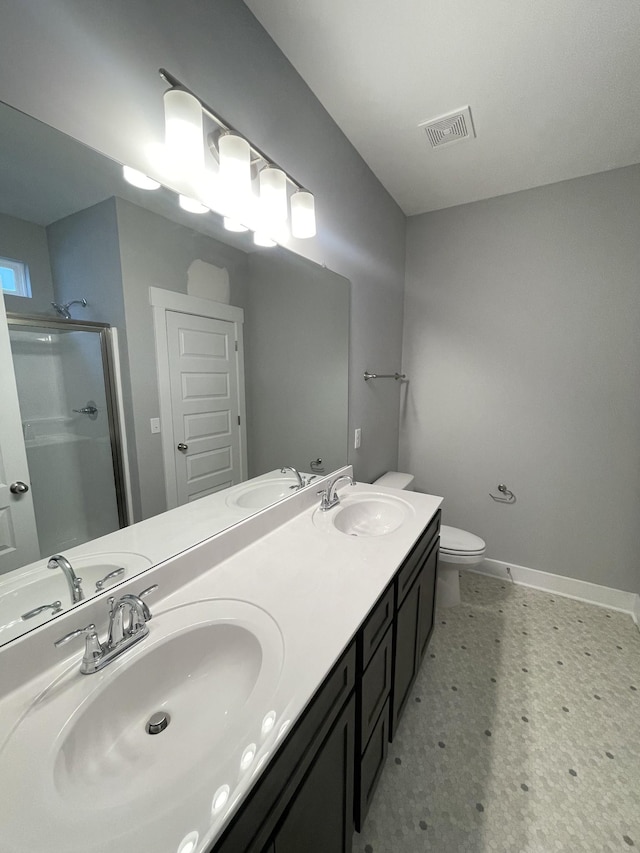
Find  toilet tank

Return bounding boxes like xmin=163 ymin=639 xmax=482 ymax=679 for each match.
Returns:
xmin=373 ymin=471 xmax=415 ymax=491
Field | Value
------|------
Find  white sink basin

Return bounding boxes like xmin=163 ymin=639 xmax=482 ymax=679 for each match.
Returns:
xmin=0 ymin=599 xmax=285 ymax=851
xmin=226 ymin=478 xmax=297 ymax=509
xmin=312 ymin=491 xmax=414 ymax=537
xmin=0 ymin=551 xmax=152 ymax=643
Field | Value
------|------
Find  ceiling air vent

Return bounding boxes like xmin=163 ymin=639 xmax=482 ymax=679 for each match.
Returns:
xmin=419 ymin=106 xmax=475 ymax=149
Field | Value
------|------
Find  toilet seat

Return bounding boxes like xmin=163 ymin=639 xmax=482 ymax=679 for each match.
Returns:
xmin=439 ymin=525 xmax=485 ymax=556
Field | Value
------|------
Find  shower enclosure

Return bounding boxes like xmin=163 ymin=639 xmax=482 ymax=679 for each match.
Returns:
xmin=7 ymin=314 xmax=127 ymax=559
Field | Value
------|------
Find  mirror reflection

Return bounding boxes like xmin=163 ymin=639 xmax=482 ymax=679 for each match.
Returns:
xmin=0 ymin=101 xmax=349 ymax=645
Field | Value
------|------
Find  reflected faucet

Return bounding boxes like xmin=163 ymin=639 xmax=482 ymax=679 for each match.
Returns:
xmin=318 ymin=474 xmax=356 ymax=511
xmin=48 ymin=554 xmax=85 ymax=603
xmin=280 ymin=467 xmax=306 ymax=490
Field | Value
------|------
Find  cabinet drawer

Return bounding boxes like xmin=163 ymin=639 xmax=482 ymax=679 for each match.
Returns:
xmin=397 ymin=510 xmax=440 ymax=606
xmin=360 ymin=625 xmax=393 ymax=752
xmin=361 ymin=584 xmax=394 ymax=670
xmin=356 ymin=698 xmax=390 ymax=831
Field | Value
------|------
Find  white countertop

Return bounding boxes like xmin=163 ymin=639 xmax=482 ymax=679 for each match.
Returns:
xmin=0 ymin=471 xmax=442 ymax=853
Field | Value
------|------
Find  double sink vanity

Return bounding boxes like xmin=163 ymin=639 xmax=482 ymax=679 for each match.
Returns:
xmin=0 ymin=467 xmax=443 ymax=853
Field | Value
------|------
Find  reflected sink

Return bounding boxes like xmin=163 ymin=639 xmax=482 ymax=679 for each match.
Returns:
xmin=0 ymin=599 xmax=284 ymax=847
xmin=226 ymin=478 xmax=297 ymax=509
xmin=0 ymin=551 xmax=153 ymax=643
xmin=312 ymin=491 xmax=414 ymax=537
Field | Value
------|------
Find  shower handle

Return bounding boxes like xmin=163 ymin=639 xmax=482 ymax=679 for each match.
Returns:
xmin=10 ymin=481 xmax=29 ymax=494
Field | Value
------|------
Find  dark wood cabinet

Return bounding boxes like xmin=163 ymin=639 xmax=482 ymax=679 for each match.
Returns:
xmin=391 ymin=572 xmax=421 ymax=737
xmin=273 ymin=695 xmax=355 ymax=853
xmin=212 ymin=645 xmax=355 ymax=853
xmin=390 ymin=513 xmax=440 ymax=740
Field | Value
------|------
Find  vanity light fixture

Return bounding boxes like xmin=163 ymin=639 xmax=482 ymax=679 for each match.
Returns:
xmin=290 ymin=190 xmax=317 ymax=239
xmin=158 ymin=68 xmax=317 ymax=242
xmin=122 ymin=166 xmax=161 ymax=190
xmin=163 ymin=87 xmax=204 ymax=174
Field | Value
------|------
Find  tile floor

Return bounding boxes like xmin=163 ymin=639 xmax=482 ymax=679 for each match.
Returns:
xmin=353 ymin=572 xmax=640 ymax=852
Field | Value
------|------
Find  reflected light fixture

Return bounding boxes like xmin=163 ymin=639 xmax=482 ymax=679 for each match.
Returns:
xmin=122 ymin=165 xmax=161 ymax=190
xmin=158 ymin=68 xmax=317 ymax=244
xmin=179 ymin=195 xmax=209 ymax=214
xmin=224 ymin=217 xmax=248 ymax=232
xmin=254 ymin=232 xmax=277 ymax=248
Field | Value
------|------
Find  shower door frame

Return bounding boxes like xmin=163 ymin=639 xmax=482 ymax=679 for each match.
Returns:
xmin=6 ymin=313 xmax=129 ymax=531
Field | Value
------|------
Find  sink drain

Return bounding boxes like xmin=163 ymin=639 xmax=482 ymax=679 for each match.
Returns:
xmin=146 ymin=711 xmax=170 ymax=735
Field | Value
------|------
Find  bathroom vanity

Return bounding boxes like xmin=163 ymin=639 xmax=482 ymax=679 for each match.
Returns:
xmin=0 ymin=469 xmax=442 ymax=853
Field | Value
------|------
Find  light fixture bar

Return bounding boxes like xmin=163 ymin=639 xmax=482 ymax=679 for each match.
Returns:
xmin=159 ymin=68 xmax=306 ymax=193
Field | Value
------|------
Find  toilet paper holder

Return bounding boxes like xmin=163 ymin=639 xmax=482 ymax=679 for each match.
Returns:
xmin=490 ymin=483 xmax=516 ymax=503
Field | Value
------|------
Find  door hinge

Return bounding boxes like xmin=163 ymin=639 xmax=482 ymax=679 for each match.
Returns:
xmin=234 ymin=340 xmax=238 ymax=351
xmin=238 ymin=415 xmax=241 ymax=425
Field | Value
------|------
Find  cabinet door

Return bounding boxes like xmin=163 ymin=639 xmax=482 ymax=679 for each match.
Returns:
xmin=274 ymin=695 xmax=355 ymax=853
xmin=417 ymin=542 xmax=438 ymax=664
xmin=391 ymin=577 xmax=420 ymax=738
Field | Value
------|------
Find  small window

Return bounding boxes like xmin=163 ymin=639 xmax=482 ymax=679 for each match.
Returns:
xmin=0 ymin=257 xmax=32 ymax=298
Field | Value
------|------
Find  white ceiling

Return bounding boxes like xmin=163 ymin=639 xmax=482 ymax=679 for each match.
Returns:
xmin=245 ymin=0 xmax=640 ymax=215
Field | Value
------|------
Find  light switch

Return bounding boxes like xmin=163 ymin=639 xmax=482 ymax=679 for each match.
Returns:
xmin=354 ymin=427 xmax=362 ymax=449
xmin=150 ymin=417 xmax=161 ymax=434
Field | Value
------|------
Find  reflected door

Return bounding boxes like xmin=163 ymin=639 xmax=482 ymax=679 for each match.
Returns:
xmin=166 ymin=311 xmax=245 ymax=504
xmin=0 ymin=299 xmax=40 ymax=572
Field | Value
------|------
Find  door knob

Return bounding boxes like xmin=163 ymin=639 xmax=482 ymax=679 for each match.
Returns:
xmin=177 ymin=443 xmax=188 ymax=452
xmin=10 ymin=481 xmax=29 ymax=494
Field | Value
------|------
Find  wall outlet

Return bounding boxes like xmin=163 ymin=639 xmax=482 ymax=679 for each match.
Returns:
xmin=150 ymin=417 xmax=161 ymax=434
xmin=354 ymin=427 xmax=362 ymax=449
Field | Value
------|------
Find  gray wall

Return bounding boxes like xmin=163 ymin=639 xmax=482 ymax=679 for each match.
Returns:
xmin=0 ymin=212 xmax=55 ymax=315
xmin=400 ymin=164 xmax=640 ymax=594
xmin=0 ymin=0 xmax=406 ymax=483
xmin=245 ymin=251 xmax=349 ymax=478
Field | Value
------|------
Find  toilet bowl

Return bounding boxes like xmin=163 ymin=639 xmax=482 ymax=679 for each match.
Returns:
xmin=372 ymin=472 xmax=486 ymax=608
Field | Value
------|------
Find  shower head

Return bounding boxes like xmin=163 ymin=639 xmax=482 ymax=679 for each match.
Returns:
xmin=51 ymin=298 xmax=88 ymax=319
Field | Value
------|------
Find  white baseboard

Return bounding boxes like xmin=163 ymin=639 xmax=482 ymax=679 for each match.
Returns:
xmin=470 ymin=558 xmax=638 ymax=617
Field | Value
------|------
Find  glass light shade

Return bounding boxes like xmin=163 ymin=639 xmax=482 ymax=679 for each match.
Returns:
xmin=122 ymin=166 xmax=161 ymax=190
xmin=291 ymin=190 xmax=316 ymax=238
xmin=224 ymin=217 xmax=248 ymax=232
xmin=163 ymin=88 xmax=204 ymax=172
xmin=259 ymin=167 xmax=288 ymax=225
xmin=253 ymin=232 xmax=277 ymax=248
xmin=179 ymin=195 xmax=209 ymax=214
xmin=218 ymin=133 xmax=251 ymax=202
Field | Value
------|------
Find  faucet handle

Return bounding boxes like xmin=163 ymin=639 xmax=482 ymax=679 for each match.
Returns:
xmin=55 ymin=623 xmax=97 ymax=647
xmin=138 ymin=584 xmax=158 ymax=598
xmin=55 ymin=623 xmax=104 ymax=668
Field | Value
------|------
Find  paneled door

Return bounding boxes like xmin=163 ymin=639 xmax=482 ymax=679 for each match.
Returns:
xmin=0 ymin=299 xmax=40 ymax=572
xmin=166 ymin=310 xmax=244 ymax=505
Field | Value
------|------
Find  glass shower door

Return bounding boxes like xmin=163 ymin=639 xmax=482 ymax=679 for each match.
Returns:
xmin=8 ymin=318 xmax=125 ymax=558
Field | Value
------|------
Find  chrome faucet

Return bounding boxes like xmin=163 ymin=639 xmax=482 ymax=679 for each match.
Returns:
xmin=281 ymin=466 xmax=306 ymax=489
xmin=318 ymin=474 xmax=356 ymax=511
xmin=54 ymin=585 xmax=157 ymax=674
xmin=48 ymin=554 xmax=85 ymax=603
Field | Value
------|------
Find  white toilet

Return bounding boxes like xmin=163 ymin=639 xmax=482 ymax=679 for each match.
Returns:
xmin=373 ymin=472 xmax=486 ymax=608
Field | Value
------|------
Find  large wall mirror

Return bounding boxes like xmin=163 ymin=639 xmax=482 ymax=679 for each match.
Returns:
xmin=0 ymin=100 xmax=349 ymax=646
